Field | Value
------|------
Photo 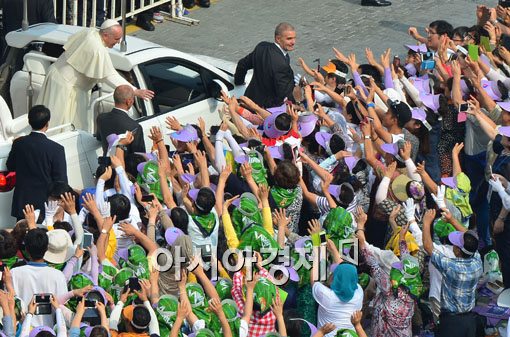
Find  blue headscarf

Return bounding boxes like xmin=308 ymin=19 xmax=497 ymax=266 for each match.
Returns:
xmin=330 ymin=263 xmax=358 ymax=302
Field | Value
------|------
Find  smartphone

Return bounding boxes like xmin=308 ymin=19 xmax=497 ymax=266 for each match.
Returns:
xmin=82 ymin=232 xmax=94 ymax=249
xmin=34 ymin=293 xmax=52 ymax=315
xmin=392 ymin=56 xmax=401 ymax=69
xmin=459 ymin=103 xmax=469 ymax=112
xmin=201 ymin=244 xmax=212 ymax=263
xmin=292 ymin=146 xmax=301 ymax=163
xmin=97 ymin=156 xmax=111 ymax=166
xmin=84 ymin=299 xmax=97 ymax=308
xmin=35 ymin=294 xmax=52 ymax=304
xmin=502 ymin=35 xmax=510 ymax=51
xmin=421 ymin=52 xmax=434 ymax=62
xmin=128 ymin=277 xmax=141 ymax=291
xmin=319 ymin=231 xmax=327 ymax=245
xmin=500 ymin=0 xmax=510 ymax=8
xmin=141 ymin=194 xmax=155 ymax=202
xmin=344 ymin=86 xmax=352 ymax=96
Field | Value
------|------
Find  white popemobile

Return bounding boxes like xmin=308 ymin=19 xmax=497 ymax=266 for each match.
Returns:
xmin=0 ymin=23 xmax=251 ymax=227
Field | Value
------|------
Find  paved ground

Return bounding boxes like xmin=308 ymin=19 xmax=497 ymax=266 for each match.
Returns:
xmin=133 ymin=0 xmax=498 ymax=70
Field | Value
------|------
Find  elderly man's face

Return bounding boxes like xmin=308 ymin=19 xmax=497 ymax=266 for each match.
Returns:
xmin=275 ymin=30 xmax=296 ymax=52
xmin=102 ymin=26 xmax=123 ymax=48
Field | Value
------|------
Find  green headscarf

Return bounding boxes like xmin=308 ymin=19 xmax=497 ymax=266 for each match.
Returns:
xmin=232 ymin=193 xmax=263 ymax=235
xmin=238 ymin=226 xmax=279 ymax=263
xmin=247 ymin=150 xmax=268 ymax=186
xmin=434 ymin=219 xmax=456 ymax=239
xmin=1 ymin=256 xmax=20 ymax=269
xmin=215 ymin=278 xmax=233 ymax=300
xmin=323 ymin=207 xmax=354 ymax=247
xmin=444 ymin=172 xmax=473 ymax=219
xmin=118 ymin=245 xmax=150 ymax=280
xmin=191 ymin=213 xmax=217 ymax=237
xmin=99 ymin=260 xmax=118 ymax=293
xmin=111 ymin=267 xmax=135 ymax=303
xmin=209 ymin=299 xmax=240 ymax=337
xmin=155 ymin=295 xmax=181 ymax=337
xmin=336 ymin=330 xmax=358 ymax=337
xmin=390 ymin=255 xmax=423 ymax=299
xmin=270 ymin=186 xmax=299 ymax=208
xmin=136 ymin=161 xmax=170 ymax=201
xmin=252 ymin=277 xmax=277 ymax=314
xmin=358 ymin=273 xmax=370 ymax=290
xmin=66 ymin=272 xmax=94 ymax=311
xmin=186 ymin=282 xmax=207 ymax=308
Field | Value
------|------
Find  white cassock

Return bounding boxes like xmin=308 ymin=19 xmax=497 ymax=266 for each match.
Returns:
xmin=36 ymin=28 xmax=131 ymax=132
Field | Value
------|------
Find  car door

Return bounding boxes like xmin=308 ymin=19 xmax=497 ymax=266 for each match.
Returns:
xmin=135 ymin=58 xmax=230 ymax=147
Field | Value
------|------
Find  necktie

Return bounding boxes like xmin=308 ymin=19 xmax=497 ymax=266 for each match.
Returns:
xmin=285 ymin=53 xmax=290 ymax=65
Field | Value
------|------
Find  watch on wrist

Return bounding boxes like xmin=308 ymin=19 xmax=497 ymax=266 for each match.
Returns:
xmin=116 ymin=144 xmax=128 ymax=151
xmin=101 ymin=229 xmax=108 ymax=234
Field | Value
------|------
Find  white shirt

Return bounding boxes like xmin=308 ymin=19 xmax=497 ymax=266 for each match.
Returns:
xmin=312 ymin=282 xmax=363 ymax=336
xmin=12 ymin=263 xmax=67 ymax=327
xmin=274 ymin=42 xmax=288 ymax=57
xmin=428 ymin=244 xmax=455 ymax=301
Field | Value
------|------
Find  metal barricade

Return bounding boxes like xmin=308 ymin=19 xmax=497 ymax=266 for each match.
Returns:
xmin=52 ymin=0 xmax=198 ymax=28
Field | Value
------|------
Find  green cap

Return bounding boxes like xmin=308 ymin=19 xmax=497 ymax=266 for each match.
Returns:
xmin=215 ymin=278 xmax=233 ymax=300
xmin=186 ymin=282 xmax=206 ymax=308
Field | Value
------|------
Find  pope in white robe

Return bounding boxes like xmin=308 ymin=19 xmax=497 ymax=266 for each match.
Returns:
xmin=36 ymin=20 xmax=153 ymax=132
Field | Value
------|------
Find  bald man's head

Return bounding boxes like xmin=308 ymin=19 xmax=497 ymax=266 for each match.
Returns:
xmin=114 ymin=85 xmax=135 ymax=106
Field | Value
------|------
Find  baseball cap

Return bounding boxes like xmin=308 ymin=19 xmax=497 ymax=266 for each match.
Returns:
xmin=448 ymin=230 xmax=478 ymax=256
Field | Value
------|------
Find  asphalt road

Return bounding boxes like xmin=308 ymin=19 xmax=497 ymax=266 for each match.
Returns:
xmin=133 ymin=0 xmax=498 ymax=69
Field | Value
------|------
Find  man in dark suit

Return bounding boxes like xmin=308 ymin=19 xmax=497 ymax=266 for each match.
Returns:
xmin=96 ymin=85 xmax=146 ymax=155
xmin=6 ymin=105 xmax=67 ymax=220
xmin=234 ymin=22 xmax=296 ymax=109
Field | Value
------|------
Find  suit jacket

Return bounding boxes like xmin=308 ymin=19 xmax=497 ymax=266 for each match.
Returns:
xmin=6 ymin=132 xmax=67 ymax=219
xmin=96 ymin=107 xmax=146 ymax=155
xmin=2 ymin=0 xmax=56 ymax=34
xmin=234 ymin=41 xmax=295 ymax=108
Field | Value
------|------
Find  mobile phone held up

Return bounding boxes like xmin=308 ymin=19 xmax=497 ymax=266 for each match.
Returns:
xmin=128 ymin=277 xmax=141 ymax=291
xmin=34 ymin=293 xmax=52 ymax=315
xmin=82 ymin=232 xmax=94 ymax=249
xmin=97 ymin=156 xmax=111 ymax=166
xmin=500 ymin=0 xmax=510 ymax=8
xmin=141 ymin=194 xmax=155 ymax=202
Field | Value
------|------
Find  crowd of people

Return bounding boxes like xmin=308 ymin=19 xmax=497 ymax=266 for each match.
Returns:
xmin=7 ymin=2 xmax=510 ymax=337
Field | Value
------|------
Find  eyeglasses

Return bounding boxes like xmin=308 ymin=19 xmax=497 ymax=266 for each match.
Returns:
xmin=426 ymin=28 xmax=439 ymax=36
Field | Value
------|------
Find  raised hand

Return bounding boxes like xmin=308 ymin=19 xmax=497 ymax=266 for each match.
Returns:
xmin=431 ymin=185 xmax=447 ymax=209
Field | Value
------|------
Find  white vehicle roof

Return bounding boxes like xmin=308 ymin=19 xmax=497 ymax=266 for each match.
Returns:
xmin=5 ymin=23 xmax=233 ymax=78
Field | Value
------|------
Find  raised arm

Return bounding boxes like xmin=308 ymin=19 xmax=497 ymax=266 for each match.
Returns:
xmin=422 ymin=209 xmax=436 ymax=255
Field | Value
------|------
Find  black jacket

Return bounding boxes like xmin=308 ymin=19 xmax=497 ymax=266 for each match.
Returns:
xmin=234 ymin=41 xmax=295 ymax=108
xmin=6 ymin=132 xmax=67 ymax=219
xmin=96 ymin=108 xmax=146 ymax=155
xmin=2 ymin=0 xmax=56 ymax=34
